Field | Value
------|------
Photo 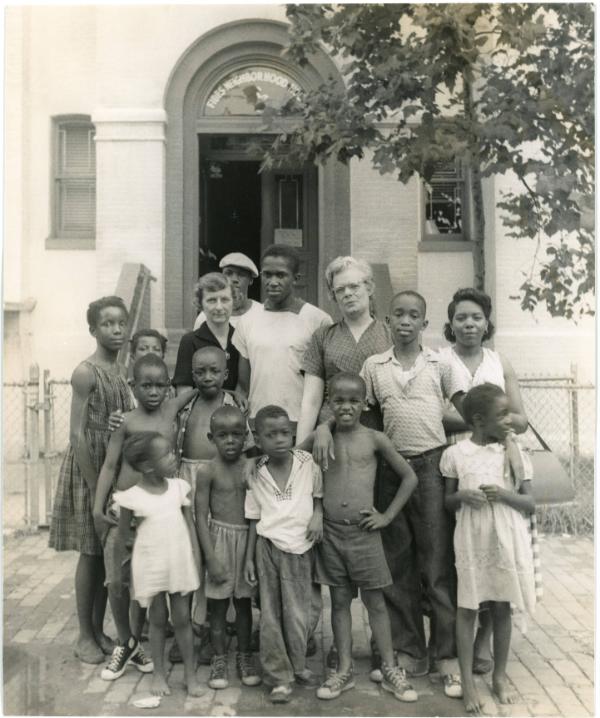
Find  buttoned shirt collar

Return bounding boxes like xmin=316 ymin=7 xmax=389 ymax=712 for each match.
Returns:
xmin=371 ymin=346 xmax=439 ymax=366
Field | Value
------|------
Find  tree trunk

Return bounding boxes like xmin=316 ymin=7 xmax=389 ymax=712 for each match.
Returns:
xmin=464 ymin=68 xmax=485 ymax=291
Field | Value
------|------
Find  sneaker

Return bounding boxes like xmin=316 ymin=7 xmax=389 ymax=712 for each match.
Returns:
xmin=295 ymin=668 xmax=320 ymax=687
xmin=370 ymin=650 xmax=383 ymax=683
xmin=381 ymin=664 xmax=418 ymax=703
xmin=100 ymin=637 xmax=139 ymax=681
xmin=326 ymin=645 xmax=338 ymax=671
xmin=270 ymin=684 xmax=293 ymax=703
xmin=443 ymin=673 xmax=463 ymax=699
xmin=236 ymin=652 xmax=261 ymax=687
xmin=316 ymin=670 xmax=355 ymax=700
xmin=130 ymin=644 xmax=154 ymax=673
xmin=208 ymin=654 xmax=229 ymax=689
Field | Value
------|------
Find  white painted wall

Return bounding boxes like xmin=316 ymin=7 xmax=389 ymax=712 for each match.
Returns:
xmin=350 ymin=152 xmax=420 ymax=292
xmin=4 ymin=5 xmax=594 ymax=385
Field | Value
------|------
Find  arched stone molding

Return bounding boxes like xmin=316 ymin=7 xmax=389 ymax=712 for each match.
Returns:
xmin=164 ymin=19 xmax=351 ymax=328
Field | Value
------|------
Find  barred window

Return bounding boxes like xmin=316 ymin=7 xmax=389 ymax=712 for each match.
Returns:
xmin=423 ymin=160 xmax=466 ymax=240
xmin=53 ymin=117 xmax=96 ymax=239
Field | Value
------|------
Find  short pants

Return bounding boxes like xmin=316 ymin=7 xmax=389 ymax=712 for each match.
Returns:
xmin=316 ymin=518 xmax=392 ymax=590
xmin=205 ymin=519 xmax=255 ymax=600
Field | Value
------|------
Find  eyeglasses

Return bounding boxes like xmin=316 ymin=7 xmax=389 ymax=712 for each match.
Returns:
xmin=332 ymin=282 xmax=365 ymax=299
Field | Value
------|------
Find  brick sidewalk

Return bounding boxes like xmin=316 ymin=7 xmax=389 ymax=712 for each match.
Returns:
xmin=3 ymin=531 xmax=595 ymax=716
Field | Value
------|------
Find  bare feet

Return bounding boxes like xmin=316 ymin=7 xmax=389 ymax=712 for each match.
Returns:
xmin=95 ymin=633 xmax=116 ymax=655
xmin=185 ymin=677 xmax=205 ymax=698
xmin=493 ymin=675 xmax=517 ymax=704
xmin=74 ymin=638 xmax=104 ymax=664
xmin=463 ymin=684 xmax=483 ymax=715
xmin=151 ymin=673 xmax=171 ymax=697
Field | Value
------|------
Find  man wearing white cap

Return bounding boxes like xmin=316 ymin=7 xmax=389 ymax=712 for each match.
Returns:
xmin=193 ymin=253 xmax=262 ymax=330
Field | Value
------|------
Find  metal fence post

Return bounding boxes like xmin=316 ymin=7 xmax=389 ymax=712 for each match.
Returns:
xmin=42 ymin=370 xmax=55 ymax=527
xmin=569 ymin=363 xmax=580 ymax=483
xmin=24 ymin=364 xmax=41 ymax=528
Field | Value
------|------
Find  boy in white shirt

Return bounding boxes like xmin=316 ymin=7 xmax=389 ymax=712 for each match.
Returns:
xmin=243 ymin=405 xmax=323 ymax=704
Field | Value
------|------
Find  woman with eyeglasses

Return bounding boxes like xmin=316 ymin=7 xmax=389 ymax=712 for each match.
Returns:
xmin=297 ymin=256 xmax=391 ymax=443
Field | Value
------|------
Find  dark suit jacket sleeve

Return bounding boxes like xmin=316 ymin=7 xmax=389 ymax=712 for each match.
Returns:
xmin=172 ymin=333 xmax=195 ymax=387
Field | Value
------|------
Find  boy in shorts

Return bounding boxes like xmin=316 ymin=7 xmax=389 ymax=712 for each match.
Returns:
xmin=176 ymin=346 xmax=254 ymax=659
xmin=305 ymin=372 xmax=419 ymax=703
xmin=93 ymin=353 xmax=197 ymax=680
xmin=243 ymin=405 xmax=323 ymax=704
xmin=194 ymin=405 xmax=261 ymax=690
xmin=177 ymin=346 xmax=254 ymax=500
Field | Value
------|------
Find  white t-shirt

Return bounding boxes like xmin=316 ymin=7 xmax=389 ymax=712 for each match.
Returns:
xmin=233 ymin=302 xmax=332 ymax=421
xmin=245 ymin=450 xmax=323 ymax=554
xmin=193 ymin=299 xmax=262 ymax=331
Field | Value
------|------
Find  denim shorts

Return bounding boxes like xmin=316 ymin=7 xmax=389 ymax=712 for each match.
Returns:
xmin=316 ymin=519 xmax=392 ymax=590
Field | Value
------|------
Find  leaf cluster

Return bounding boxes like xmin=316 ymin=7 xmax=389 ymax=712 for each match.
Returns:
xmin=265 ymin=3 xmax=594 ymax=319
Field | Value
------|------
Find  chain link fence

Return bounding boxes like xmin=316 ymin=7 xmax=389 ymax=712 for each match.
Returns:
xmin=518 ymin=375 xmax=595 ymax=534
xmin=3 ymin=366 xmax=595 ymax=534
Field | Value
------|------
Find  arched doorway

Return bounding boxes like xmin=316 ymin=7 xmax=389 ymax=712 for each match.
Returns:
xmin=164 ymin=20 xmax=350 ymax=329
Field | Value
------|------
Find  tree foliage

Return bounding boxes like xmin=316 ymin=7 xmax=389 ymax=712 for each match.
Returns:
xmin=263 ymin=3 xmax=594 ymax=319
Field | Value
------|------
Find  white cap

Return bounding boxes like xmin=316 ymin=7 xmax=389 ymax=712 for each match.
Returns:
xmin=219 ymin=252 xmax=259 ymax=278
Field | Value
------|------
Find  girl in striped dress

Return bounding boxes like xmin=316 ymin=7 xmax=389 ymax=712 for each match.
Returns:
xmin=49 ymin=296 xmax=135 ymax=664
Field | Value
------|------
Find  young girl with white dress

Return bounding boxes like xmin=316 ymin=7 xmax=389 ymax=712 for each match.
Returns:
xmin=114 ymin=431 xmax=203 ymax=698
xmin=441 ymin=384 xmax=535 ymax=716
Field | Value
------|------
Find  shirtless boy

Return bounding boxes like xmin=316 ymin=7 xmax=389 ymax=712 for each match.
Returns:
xmin=306 ymin=372 xmax=419 ymax=703
xmin=93 ymin=353 xmax=197 ymax=680
xmin=194 ymin=406 xmax=261 ymax=690
xmin=178 ymin=347 xmax=254 ymax=502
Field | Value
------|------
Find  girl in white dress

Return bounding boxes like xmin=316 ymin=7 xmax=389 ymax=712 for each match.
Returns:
xmin=114 ymin=432 xmax=203 ymax=698
xmin=439 ymin=287 xmax=529 ymax=674
xmin=442 ymin=384 xmax=535 ymax=716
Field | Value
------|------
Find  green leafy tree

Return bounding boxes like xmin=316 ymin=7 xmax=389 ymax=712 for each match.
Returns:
xmin=263 ymin=4 xmax=594 ymax=319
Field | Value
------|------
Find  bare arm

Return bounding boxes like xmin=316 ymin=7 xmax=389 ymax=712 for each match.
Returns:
xmin=165 ymin=387 xmax=198 ymax=417
xmin=442 ymin=405 xmax=468 ymax=434
xmin=480 ymin=479 xmax=535 ymax=514
xmin=193 ymin=466 xmax=226 ymax=583
xmin=499 ymin=353 xmax=529 ymax=434
xmin=237 ymin=356 xmax=251 ymax=396
xmin=243 ymin=520 xmax=258 ymax=586
xmin=69 ymin=363 xmax=99 ymax=494
xmin=306 ymin=496 xmax=323 ymax=543
xmin=93 ymin=422 xmax=127 ymax=534
xmin=176 ymin=384 xmax=193 ymax=397
xmin=444 ymin=477 xmax=488 ymax=512
xmin=359 ymin=432 xmax=417 ymax=530
xmin=296 ymin=375 xmax=325 ymax=443
xmin=182 ymin=504 xmax=201 ymax=570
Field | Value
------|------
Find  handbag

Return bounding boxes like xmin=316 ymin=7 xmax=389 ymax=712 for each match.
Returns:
xmin=523 ymin=424 xmax=575 ymax=506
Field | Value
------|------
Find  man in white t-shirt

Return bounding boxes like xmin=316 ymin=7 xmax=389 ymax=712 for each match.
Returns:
xmin=233 ymin=246 xmax=332 ymax=432
xmin=194 ymin=252 xmax=262 ymax=330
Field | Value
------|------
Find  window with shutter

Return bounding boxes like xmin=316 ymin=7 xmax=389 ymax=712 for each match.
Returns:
xmin=50 ymin=116 xmax=96 ymax=244
xmin=423 ymin=160 xmax=467 ymax=241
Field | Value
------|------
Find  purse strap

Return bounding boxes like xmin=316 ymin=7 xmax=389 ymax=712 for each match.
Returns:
xmin=527 ymin=423 xmax=552 ymax=452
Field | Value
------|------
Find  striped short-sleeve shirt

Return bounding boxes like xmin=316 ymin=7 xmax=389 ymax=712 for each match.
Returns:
xmin=360 ymin=347 xmax=451 ymax=455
